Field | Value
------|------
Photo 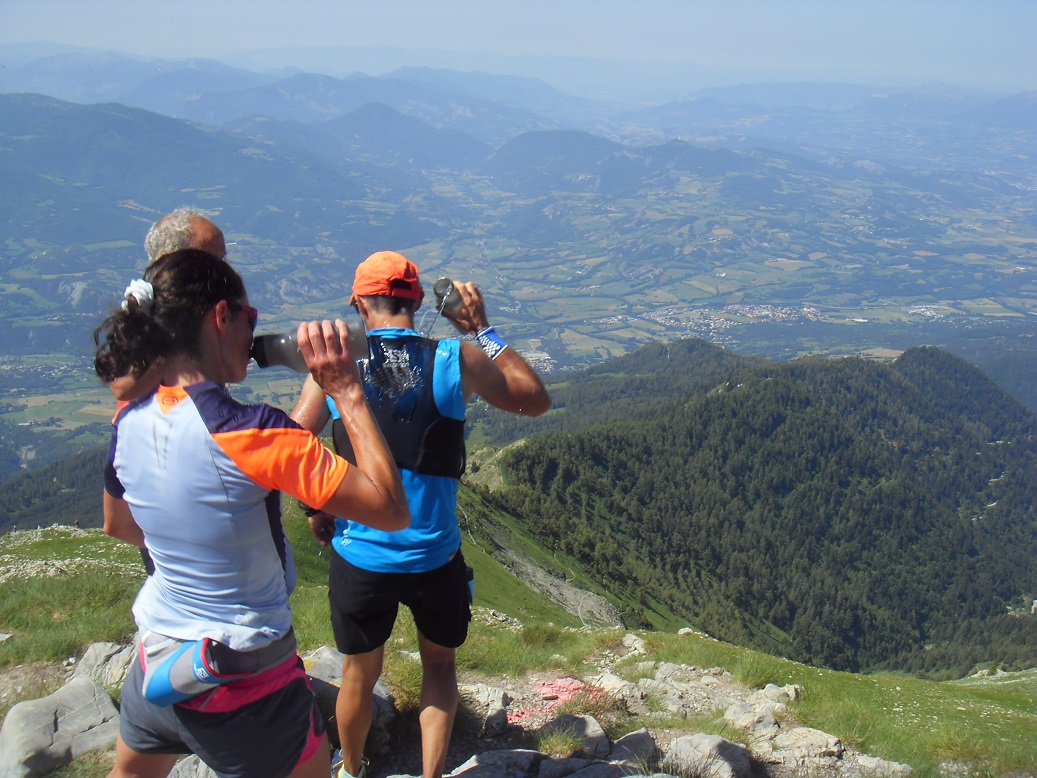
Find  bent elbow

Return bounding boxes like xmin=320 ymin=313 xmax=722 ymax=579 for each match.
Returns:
xmin=385 ymin=504 xmax=411 ymax=532
xmin=101 ymin=513 xmax=117 ymax=538
xmin=524 ymin=392 xmax=552 ymax=417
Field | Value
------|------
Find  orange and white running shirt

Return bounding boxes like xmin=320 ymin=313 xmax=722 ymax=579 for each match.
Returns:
xmin=104 ymin=381 xmax=349 ymax=651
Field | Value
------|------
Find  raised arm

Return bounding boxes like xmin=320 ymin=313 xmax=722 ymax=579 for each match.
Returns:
xmin=443 ymin=281 xmax=551 ymax=417
xmin=296 ymin=320 xmax=408 ymax=531
xmin=460 ymin=341 xmax=551 ymax=416
xmin=108 ymin=360 xmax=165 ymax=402
xmin=291 ymin=374 xmax=332 ymax=435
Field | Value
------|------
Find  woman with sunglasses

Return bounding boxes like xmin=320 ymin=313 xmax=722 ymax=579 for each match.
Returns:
xmin=93 ymin=248 xmax=408 ymax=778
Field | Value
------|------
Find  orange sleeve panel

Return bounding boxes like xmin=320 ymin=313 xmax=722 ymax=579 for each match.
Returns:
xmin=213 ymin=426 xmax=350 ymax=510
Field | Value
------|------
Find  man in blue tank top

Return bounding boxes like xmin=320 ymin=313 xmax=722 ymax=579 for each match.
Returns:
xmin=292 ymin=251 xmax=551 ymax=778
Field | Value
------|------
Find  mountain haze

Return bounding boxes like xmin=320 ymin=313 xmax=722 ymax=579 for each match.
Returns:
xmin=1 ymin=59 xmax=1034 ymax=389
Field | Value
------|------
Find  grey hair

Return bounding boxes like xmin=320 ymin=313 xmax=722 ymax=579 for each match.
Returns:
xmin=144 ymin=208 xmax=204 ymax=263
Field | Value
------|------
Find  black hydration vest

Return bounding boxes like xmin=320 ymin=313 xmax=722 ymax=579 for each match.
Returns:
xmin=331 ymin=334 xmax=466 ymax=480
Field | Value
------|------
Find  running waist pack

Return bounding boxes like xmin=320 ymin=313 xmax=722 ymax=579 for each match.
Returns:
xmin=140 ymin=628 xmax=298 ymax=706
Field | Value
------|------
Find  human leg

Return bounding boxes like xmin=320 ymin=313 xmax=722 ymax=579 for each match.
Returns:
xmin=327 ymin=553 xmax=402 ymax=777
xmin=111 ymin=656 xmax=183 ymax=778
xmin=286 ymin=732 xmax=331 ymax=778
xmin=106 ymin=735 xmax=178 ymax=778
xmin=403 ymin=552 xmax=472 ymax=778
xmin=416 ymin=634 xmax=458 ymax=778
xmin=335 ymin=648 xmax=384 ymax=778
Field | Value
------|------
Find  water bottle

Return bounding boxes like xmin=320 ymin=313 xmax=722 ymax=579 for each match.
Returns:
xmin=251 ymin=320 xmax=368 ymax=373
xmin=250 ymin=329 xmax=308 ymax=373
xmin=433 ymin=277 xmax=462 ymax=315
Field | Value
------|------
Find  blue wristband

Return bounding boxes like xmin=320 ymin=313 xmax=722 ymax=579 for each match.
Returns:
xmin=475 ymin=326 xmax=508 ymax=360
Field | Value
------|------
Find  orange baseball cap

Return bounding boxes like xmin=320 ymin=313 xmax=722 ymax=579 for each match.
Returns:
xmin=351 ymin=251 xmax=424 ymax=304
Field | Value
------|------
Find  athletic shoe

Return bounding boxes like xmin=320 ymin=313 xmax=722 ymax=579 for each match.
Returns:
xmin=330 ymin=749 xmax=367 ymax=778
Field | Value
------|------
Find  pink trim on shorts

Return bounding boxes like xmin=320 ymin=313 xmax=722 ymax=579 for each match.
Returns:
xmin=177 ymin=655 xmax=306 ymax=712
xmin=296 ymin=703 xmax=327 ymax=768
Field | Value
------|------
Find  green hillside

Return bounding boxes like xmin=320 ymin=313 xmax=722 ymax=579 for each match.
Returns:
xmin=0 ymin=442 xmax=106 ymax=532
xmin=466 ymin=338 xmax=766 ymax=445
xmin=3 ymin=338 xmax=1036 ymax=680
xmin=492 ymin=342 xmax=1037 ymax=677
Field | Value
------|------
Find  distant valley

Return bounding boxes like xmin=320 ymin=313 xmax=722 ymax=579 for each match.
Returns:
xmin=0 ymin=46 xmax=1035 ymax=461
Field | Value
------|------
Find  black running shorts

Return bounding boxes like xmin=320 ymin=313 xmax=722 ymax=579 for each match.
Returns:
xmin=328 ymin=550 xmax=473 ymax=654
xmin=119 ymin=655 xmax=325 ymax=777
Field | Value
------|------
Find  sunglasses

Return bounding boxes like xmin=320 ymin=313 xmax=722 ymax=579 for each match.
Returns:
xmin=231 ymin=302 xmax=259 ymax=332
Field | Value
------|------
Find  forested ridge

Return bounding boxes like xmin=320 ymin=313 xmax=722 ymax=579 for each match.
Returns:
xmin=4 ymin=339 xmax=1036 ymax=679
xmin=0 ymin=444 xmax=105 ymax=534
xmin=489 ymin=342 xmax=1037 ymax=677
xmin=467 ymin=338 xmax=767 ymax=443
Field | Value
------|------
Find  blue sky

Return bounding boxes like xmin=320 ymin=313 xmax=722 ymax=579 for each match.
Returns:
xmin=2 ymin=0 xmax=1034 ymax=96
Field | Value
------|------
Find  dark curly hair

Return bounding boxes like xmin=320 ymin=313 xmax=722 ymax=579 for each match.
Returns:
xmin=94 ymin=249 xmax=246 ymax=384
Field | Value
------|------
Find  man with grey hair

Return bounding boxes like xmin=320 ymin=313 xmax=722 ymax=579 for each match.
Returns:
xmin=143 ymin=208 xmax=227 ymax=263
xmin=108 ymin=210 xmax=227 ymax=403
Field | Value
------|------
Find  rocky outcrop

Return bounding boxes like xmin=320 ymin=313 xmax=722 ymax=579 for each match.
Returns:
xmin=0 ymin=676 xmax=119 ymax=777
xmin=0 ymin=634 xmax=913 ymax=778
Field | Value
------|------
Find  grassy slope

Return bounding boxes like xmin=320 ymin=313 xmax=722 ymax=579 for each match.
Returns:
xmin=285 ymin=495 xmax=581 ymax=647
xmin=641 ymin=633 xmax=1037 ymax=776
xmin=464 ymin=448 xmax=693 ymax=632
xmin=2 ymin=526 xmax=1035 ymax=775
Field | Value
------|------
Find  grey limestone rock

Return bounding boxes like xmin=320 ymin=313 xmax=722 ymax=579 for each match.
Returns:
xmin=589 ymin=671 xmax=644 ymax=704
xmin=449 ymin=747 xmax=543 ymax=776
xmin=0 ymin=675 xmax=119 ymax=777
xmin=772 ymin=726 xmax=845 ymax=760
xmin=609 ymin=727 xmax=660 ymax=768
xmin=662 ymin=733 xmax=752 ymax=778
xmin=72 ymin=638 xmax=136 ymax=693
xmin=854 ymin=753 xmax=913 ymax=776
xmin=461 ymin=682 xmax=513 ymax=737
xmin=169 ymin=755 xmax=217 ymax=777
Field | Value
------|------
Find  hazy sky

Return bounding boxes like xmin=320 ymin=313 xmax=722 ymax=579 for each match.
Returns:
xmin=2 ymin=0 xmax=1034 ymax=96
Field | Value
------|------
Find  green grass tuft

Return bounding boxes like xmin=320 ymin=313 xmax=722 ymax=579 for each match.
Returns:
xmin=0 ymin=528 xmax=142 ymax=730
xmin=534 ymin=729 xmax=583 ymax=759
xmin=732 ymin=650 xmax=788 ymax=689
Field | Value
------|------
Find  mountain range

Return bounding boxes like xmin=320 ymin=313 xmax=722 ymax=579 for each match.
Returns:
xmin=1 ymin=46 xmax=1036 ymax=775
xmin=0 ymin=47 xmax=1035 ymax=676
xmin=1 ymin=53 xmax=1035 ymax=406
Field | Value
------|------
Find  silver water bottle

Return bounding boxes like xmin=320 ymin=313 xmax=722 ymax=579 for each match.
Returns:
xmin=251 ymin=320 xmax=368 ymax=373
xmin=250 ymin=329 xmax=308 ymax=373
xmin=433 ymin=277 xmax=462 ymax=315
